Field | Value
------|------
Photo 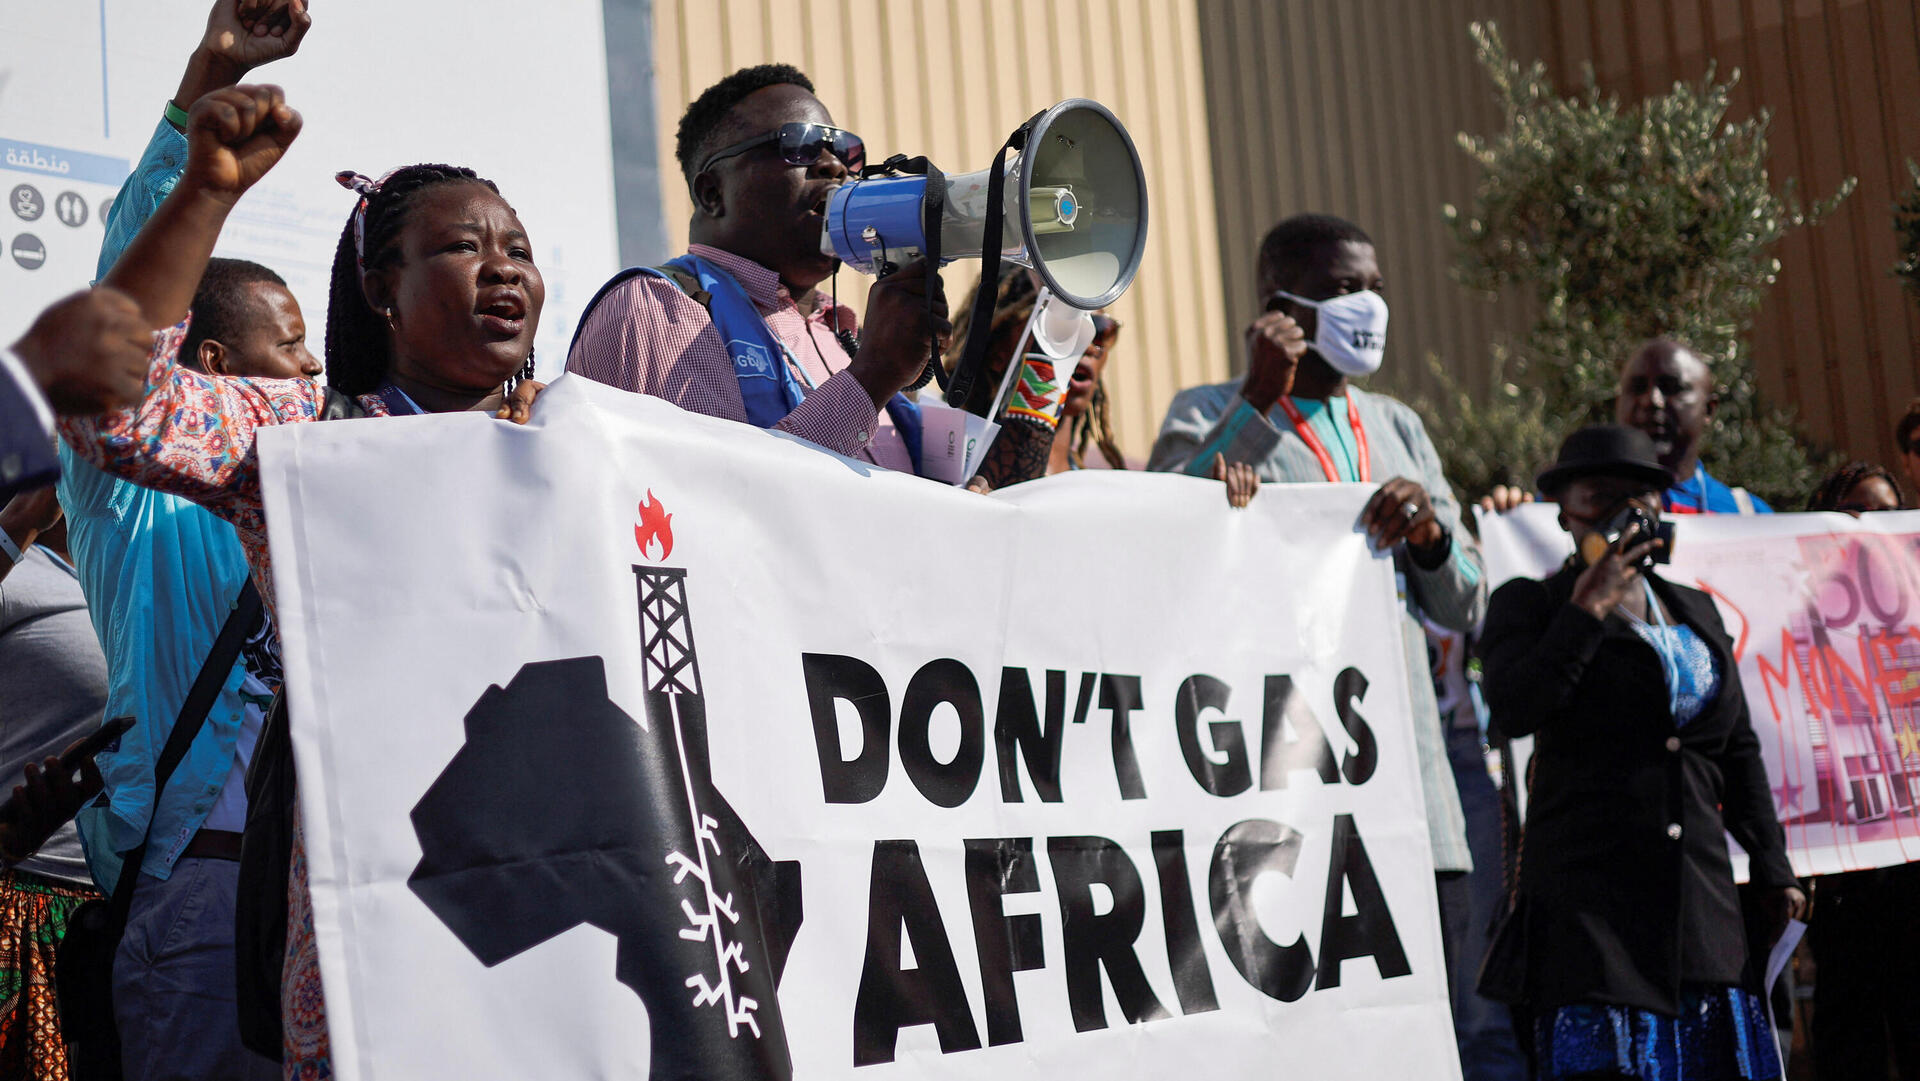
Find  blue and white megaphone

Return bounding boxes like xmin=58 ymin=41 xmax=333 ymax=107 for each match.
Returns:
xmin=820 ymin=98 xmax=1148 ymax=407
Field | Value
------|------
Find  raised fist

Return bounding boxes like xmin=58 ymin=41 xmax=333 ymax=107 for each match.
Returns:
xmin=183 ymin=84 xmax=303 ymax=204
xmin=1240 ymin=309 xmax=1307 ymax=414
xmin=201 ymin=0 xmax=313 ymax=73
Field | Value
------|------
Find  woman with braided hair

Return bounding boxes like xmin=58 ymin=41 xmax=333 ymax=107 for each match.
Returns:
xmin=59 ymin=84 xmax=544 ymax=1078
xmin=1805 ymin=460 xmax=1903 ymax=516
xmin=946 ymin=266 xmax=1257 ymax=503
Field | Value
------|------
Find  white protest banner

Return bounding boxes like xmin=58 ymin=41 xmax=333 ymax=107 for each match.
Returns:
xmin=259 ymin=376 xmax=1459 ymax=1081
xmin=0 ymin=0 xmax=618 ymax=372
xmin=1479 ymin=503 xmax=1920 ymax=876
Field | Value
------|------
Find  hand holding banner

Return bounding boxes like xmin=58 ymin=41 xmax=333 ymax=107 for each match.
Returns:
xmin=260 ymin=376 xmax=1460 ymax=1081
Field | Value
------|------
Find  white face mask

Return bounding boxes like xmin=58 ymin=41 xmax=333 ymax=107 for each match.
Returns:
xmin=1271 ymin=288 xmax=1389 ymax=376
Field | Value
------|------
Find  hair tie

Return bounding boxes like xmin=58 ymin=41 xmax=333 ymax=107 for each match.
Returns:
xmin=335 ymin=169 xmax=393 ymax=276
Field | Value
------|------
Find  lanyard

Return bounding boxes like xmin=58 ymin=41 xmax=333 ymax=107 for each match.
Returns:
xmin=1618 ymin=578 xmax=1681 ymax=718
xmin=375 ymin=383 xmax=426 ymax=416
xmin=1275 ymin=395 xmax=1370 ymax=483
xmin=1665 ymin=463 xmax=1710 ymax=514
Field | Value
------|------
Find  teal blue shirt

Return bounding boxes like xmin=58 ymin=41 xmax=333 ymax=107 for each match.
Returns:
xmin=1287 ymin=396 xmax=1363 ymax=481
xmin=61 ymin=116 xmax=257 ymax=890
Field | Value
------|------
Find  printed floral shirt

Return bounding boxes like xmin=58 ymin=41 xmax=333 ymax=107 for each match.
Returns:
xmin=60 ymin=320 xmax=392 ymax=620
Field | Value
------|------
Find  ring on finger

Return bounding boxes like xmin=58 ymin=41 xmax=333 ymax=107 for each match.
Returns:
xmin=1401 ymin=499 xmax=1420 ymax=520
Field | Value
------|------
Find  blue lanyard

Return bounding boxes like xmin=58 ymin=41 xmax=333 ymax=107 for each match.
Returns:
xmin=1621 ymin=579 xmax=1681 ymax=717
xmin=375 ymin=384 xmax=426 ymax=416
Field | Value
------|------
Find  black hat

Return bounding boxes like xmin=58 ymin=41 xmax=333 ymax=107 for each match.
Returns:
xmin=1535 ymin=424 xmax=1674 ymax=496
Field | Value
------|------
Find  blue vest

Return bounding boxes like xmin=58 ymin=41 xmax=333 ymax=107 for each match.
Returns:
xmin=573 ymin=255 xmax=922 ymax=473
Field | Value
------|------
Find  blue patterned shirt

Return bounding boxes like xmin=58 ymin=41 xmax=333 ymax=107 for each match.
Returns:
xmin=60 ymin=116 xmax=259 ymax=890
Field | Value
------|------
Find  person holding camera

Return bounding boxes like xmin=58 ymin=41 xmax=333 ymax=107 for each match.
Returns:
xmin=1476 ymin=424 xmax=1802 ymax=1081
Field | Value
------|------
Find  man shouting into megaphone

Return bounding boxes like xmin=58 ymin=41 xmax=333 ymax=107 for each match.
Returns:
xmin=568 ymin=64 xmax=966 ymax=481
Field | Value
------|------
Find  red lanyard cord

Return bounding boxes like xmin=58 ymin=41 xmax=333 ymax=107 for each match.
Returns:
xmin=1275 ymin=396 xmax=1370 ymax=483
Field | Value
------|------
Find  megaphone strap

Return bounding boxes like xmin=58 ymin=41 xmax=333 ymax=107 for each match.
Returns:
xmin=912 ymin=159 xmax=945 ymax=394
xmin=946 ymin=125 xmax=1030 ymax=409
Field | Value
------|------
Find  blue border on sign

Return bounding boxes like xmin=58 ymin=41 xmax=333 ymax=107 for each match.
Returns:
xmin=0 ymin=139 xmax=129 ymax=188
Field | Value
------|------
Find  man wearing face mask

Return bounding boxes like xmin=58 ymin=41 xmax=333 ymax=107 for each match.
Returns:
xmin=1149 ymin=212 xmax=1485 ymax=982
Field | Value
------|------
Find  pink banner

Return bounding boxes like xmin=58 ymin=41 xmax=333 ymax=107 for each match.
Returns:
xmin=1479 ymin=505 xmax=1920 ymax=876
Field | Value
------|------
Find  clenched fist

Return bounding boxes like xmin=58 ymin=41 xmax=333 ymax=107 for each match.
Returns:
xmin=11 ymin=287 xmax=154 ymax=415
xmin=183 ymin=84 xmax=303 ymax=204
xmin=1240 ymin=309 xmax=1307 ymax=413
xmin=205 ymin=0 xmax=313 ymax=68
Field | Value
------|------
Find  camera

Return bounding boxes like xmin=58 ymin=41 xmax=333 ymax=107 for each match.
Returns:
xmin=1579 ymin=504 xmax=1675 ymax=567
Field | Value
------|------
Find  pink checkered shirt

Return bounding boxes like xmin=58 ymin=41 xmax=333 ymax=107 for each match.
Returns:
xmin=565 ymin=244 xmax=912 ymax=472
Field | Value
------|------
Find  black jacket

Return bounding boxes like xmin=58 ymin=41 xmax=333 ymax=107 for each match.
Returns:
xmin=0 ymin=368 xmax=58 ymax=505
xmin=1476 ymin=562 xmax=1796 ymax=1016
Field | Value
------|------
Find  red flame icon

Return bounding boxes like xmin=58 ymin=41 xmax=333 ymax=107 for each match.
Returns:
xmin=635 ymin=490 xmax=673 ymax=562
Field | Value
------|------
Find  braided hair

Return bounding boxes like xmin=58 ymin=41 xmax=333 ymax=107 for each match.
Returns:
xmin=1807 ymin=460 xmax=1905 ymax=512
xmin=325 ymin=164 xmax=534 ymax=397
xmin=942 ymin=266 xmax=1040 ymax=414
xmin=1071 ymin=380 xmax=1127 ymax=471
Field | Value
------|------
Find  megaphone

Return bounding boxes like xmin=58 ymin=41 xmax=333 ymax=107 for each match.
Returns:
xmin=820 ymin=98 xmax=1148 ymax=407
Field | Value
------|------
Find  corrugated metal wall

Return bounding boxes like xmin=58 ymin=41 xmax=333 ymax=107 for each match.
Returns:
xmin=1546 ymin=0 xmax=1920 ymax=470
xmin=1193 ymin=0 xmax=1546 ymax=405
xmin=645 ymin=2 xmax=1919 ymax=471
xmin=648 ymin=0 xmax=1230 ymax=461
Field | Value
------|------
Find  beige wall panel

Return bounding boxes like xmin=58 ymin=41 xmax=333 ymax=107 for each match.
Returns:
xmin=649 ymin=0 xmax=1229 ymax=463
xmin=1195 ymin=0 xmax=1545 ymax=418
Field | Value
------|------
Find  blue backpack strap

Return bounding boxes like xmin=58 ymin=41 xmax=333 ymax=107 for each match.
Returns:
xmin=567 ymin=261 xmax=709 ymax=358
xmin=570 ymin=258 xmax=927 ymax=474
xmin=885 ymin=394 xmax=923 ymax=476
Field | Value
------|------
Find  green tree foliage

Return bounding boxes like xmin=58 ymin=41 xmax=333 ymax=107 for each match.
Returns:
xmin=1419 ymin=22 xmax=1852 ymax=508
xmin=1897 ymin=160 xmax=1920 ymax=297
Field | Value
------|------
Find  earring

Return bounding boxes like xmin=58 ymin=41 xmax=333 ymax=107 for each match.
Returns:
xmin=382 ymin=307 xmax=396 ymax=327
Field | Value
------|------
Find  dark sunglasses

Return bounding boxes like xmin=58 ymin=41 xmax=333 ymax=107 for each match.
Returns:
xmin=1091 ymin=313 xmax=1122 ymax=343
xmin=697 ymin=122 xmax=865 ymax=177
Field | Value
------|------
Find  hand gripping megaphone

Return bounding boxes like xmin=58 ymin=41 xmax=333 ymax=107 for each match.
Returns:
xmin=820 ymin=98 xmax=1148 ymax=408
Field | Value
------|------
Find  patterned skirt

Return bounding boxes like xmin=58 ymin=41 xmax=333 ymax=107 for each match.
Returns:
xmin=0 ymin=869 xmax=101 ymax=1081
xmin=284 ymin=813 xmax=331 ymax=1080
xmin=1535 ymin=984 xmax=1781 ymax=1081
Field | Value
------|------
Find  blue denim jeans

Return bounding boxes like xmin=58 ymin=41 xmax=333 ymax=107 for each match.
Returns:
xmin=1446 ymin=725 xmax=1529 ymax=1081
xmin=113 ymin=857 xmax=279 ymax=1081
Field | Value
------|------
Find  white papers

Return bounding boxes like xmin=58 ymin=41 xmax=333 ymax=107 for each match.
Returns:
xmin=915 ymin=401 xmax=1001 ymax=485
xmin=1762 ymin=916 xmax=1807 ymax=1055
